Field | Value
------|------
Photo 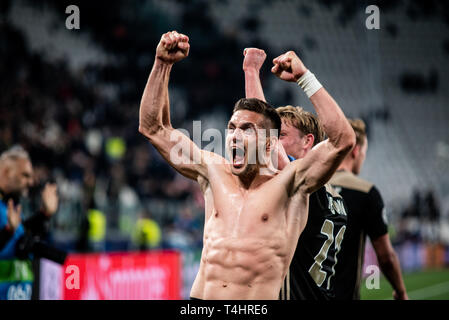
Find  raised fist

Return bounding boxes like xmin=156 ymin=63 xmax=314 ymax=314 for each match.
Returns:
xmin=243 ymin=48 xmax=266 ymax=72
xmin=271 ymin=51 xmax=308 ymax=82
xmin=156 ymin=31 xmax=190 ymax=65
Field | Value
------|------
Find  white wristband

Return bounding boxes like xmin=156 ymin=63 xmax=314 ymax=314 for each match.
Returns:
xmin=297 ymin=70 xmax=323 ymax=98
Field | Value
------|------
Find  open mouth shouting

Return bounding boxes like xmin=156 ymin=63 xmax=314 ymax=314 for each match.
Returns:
xmin=232 ymin=146 xmax=246 ymax=169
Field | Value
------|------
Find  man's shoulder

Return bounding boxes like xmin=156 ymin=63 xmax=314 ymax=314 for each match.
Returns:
xmin=329 ymin=170 xmax=373 ymax=194
xmin=323 ymin=183 xmax=342 ymax=199
xmin=202 ymin=150 xmax=228 ymax=165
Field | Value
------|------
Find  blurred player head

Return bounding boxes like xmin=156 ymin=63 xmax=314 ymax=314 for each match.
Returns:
xmin=227 ymin=98 xmax=281 ymax=177
xmin=276 ymin=105 xmax=324 ymax=159
xmin=344 ymin=118 xmax=367 ymax=175
xmin=0 ymin=146 xmax=34 ymax=198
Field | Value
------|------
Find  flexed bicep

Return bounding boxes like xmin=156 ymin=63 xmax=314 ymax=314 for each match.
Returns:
xmin=271 ymin=50 xmax=355 ymax=195
xmin=148 ymin=127 xmax=223 ymax=181
xmin=292 ymin=139 xmax=347 ymax=195
xmin=139 ymin=31 xmax=222 ymax=181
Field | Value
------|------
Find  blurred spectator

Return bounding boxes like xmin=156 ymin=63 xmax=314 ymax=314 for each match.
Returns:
xmin=0 ymin=146 xmax=60 ymax=257
xmin=424 ymin=190 xmax=440 ymax=223
xmin=0 ymin=146 xmax=62 ymax=300
xmin=132 ymin=210 xmax=161 ymax=251
xmin=398 ymin=188 xmax=442 ymax=244
xmin=87 ymin=208 xmax=106 ymax=252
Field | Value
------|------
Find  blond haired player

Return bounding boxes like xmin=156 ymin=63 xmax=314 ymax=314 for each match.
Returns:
xmin=243 ymin=48 xmax=349 ymax=300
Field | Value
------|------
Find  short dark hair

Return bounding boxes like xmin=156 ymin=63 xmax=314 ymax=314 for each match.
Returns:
xmin=232 ymin=98 xmax=282 ymax=136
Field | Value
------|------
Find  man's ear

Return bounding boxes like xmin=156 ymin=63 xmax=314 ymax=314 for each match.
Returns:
xmin=304 ymin=134 xmax=315 ymax=149
xmin=351 ymin=144 xmax=360 ymax=158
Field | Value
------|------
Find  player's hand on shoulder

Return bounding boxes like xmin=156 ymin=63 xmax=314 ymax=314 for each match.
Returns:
xmin=156 ymin=31 xmax=190 ymax=65
xmin=243 ymin=48 xmax=266 ymax=72
xmin=271 ymin=51 xmax=308 ymax=82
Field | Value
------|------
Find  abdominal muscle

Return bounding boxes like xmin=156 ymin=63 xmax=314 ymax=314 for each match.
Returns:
xmin=189 ymin=170 xmax=304 ymax=300
xmin=190 ymin=233 xmax=289 ymax=300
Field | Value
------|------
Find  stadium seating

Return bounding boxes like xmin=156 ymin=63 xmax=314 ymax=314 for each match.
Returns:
xmin=2 ymin=0 xmax=448 ymax=252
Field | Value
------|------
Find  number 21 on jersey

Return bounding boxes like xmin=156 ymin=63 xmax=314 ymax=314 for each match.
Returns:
xmin=308 ymin=219 xmax=346 ymax=289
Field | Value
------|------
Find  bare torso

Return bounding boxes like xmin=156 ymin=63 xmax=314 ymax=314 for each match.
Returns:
xmin=190 ymin=161 xmax=309 ymax=300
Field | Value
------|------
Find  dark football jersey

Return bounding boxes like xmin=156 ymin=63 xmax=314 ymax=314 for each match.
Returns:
xmin=280 ymin=183 xmax=348 ymax=300
xmin=329 ymin=170 xmax=388 ymax=300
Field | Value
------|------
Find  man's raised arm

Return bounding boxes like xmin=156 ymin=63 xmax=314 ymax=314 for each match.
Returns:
xmin=139 ymin=31 xmax=209 ymax=181
xmin=272 ymin=51 xmax=355 ymax=194
xmin=243 ymin=48 xmax=290 ymax=170
xmin=243 ymin=48 xmax=267 ymax=101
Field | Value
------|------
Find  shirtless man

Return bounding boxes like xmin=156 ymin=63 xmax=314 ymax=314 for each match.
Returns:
xmin=138 ymin=31 xmax=355 ymax=300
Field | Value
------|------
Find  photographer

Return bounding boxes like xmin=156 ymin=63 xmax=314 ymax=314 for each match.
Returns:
xmin=0 ymin=146 xmax=63 ymax=300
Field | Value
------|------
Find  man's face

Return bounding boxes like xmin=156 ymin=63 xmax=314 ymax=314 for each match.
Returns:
xmin=226 ymin=110 xmax=268 ymax=177
xmin=279 ymin=120 xmax=307 ymax=159
xmin=353 ymin=137 xmax=368 ymax=175
xmin=5 ymin=158 xmax=34 ymax=197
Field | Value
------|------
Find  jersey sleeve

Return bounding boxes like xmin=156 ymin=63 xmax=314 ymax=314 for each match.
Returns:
xmin=364 ymin=186 xmax=388 ymax=240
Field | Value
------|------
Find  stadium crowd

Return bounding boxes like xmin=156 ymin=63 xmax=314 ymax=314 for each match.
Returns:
xmin=0 ymin=0 xmax=448 ymax=263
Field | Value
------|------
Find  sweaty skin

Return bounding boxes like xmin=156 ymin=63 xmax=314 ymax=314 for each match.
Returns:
xmin=192 ymin=151 xmax=309 ymax=299
xmin=188 ymin=108 xmax=310 ymax=299
xmin=139 ymin=32 xmax=355 ymax=300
